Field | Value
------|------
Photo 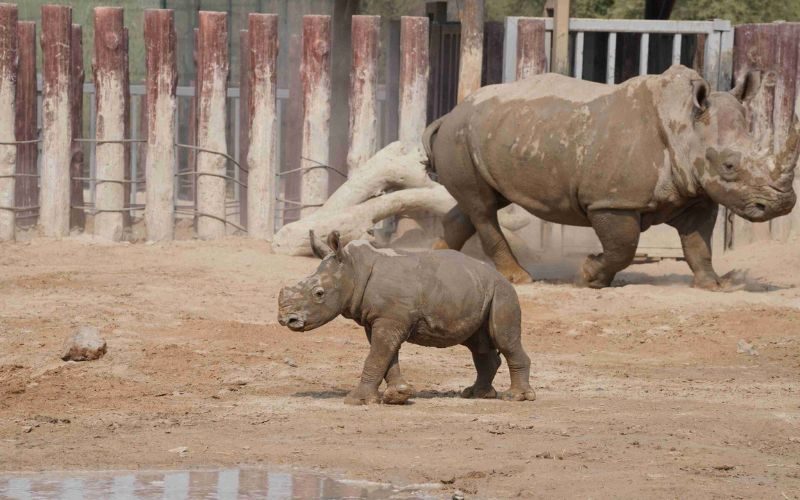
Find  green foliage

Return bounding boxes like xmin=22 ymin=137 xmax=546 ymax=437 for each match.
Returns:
xmin=673 ymin=0 xmax=800 ymax=25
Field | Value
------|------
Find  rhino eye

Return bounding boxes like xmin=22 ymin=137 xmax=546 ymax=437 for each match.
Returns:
xmin=312 ymin=287 xmax=325 ymax=299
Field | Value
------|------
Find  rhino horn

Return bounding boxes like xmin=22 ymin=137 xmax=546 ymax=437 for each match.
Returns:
xmin=776 ymin=95 xmax=800 ymax=175
xmin=309 ymin=230 xmax=333 ymax=259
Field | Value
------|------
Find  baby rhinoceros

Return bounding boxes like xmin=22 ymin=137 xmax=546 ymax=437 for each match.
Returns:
xmin=277 ymin=231 xmax=536 ymax=405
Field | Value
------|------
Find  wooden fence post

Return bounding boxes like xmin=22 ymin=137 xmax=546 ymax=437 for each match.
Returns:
xmin=516 ymin=17 xmax=550 ymax=253
xmin=69 ymin=24 xmax=85 ymax=230
xmin=122 ymin=27 xmax=132 ymax=228
xmin=144 ymin=9 xmax=177 ymax=242
xmin=196 ymin=11 xmax=229 ymax=239
xmin=0 ymin=3 xmax=16 ymax=241
xmin=40 ymin=5 xmax=72 ymax=238
xmin=347 ymin=15 xmax=380 ymax=178
xmin=457 ymin=0 xmax=483 ymax=103
xmin=92 ymin=7 xmax=126 ymax=241
xmin=246 ymin=13 xmax=278 ymax=240
xmin=299 ymin=15 xmax=331 ymax=219
xmin=552 ymin=0 xmax=570 ymax=75
xmin=398 ymin=16 xmax=429 ymax=145
xmin=15 ymin=21 xmax=36 ymax=227
xmin=516 ymin=19 xmax=547 ymax=80
xmin=238 ymin=28 xmax=250 ymax=229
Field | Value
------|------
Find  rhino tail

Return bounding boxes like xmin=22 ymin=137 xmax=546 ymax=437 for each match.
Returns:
xmin=421 ymin=115 xmax=447 ymax=179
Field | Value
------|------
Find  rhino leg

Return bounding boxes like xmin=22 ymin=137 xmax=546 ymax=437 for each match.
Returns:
xmin=668 ymin=200 xmax=722 ymax=290
xmin=489 ymin=282 xmax=536 ymax=402
xmin=579 ymin=210 xmax=641 ymax=288
xmin=381 ymin=353 xmax=416 ymax=405
xmin=460 ymin=348 xmax=501 ymax=400
xmin=364 ymin=327 xmax=415 ymax=403
xmin=345 ymin=319 xmax=409 ymax=406
xmin=433 ymin=206 xmax=476 ymax=251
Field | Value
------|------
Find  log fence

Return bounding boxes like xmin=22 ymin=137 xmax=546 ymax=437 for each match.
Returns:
xmin=0 ymin=2 xmax=798 ymax=252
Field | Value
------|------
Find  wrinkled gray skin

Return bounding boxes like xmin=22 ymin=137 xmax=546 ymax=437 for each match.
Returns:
xmin=424 ymin=65 xmax=799 ymax=289
xmin=277 ymin=231 xmax=536 ymax=405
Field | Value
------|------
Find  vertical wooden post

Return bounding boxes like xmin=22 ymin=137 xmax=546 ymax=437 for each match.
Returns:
xmin=69 ymin=24 xmax=85 ymax=230
xmin=515 ymin=17 xmax=549 ymax=251
xmin=238 ymin=28 xmax=250 ymax=229
xmin=122 ymin=27 xmax=132 ymax=229
xmin=15 ymin=21 xmax=36 ymax=227
xmin=144 ymin=9 xmax=177 ymax=242
xmin=92 ymin=7 xmax=126 ymax=241
xmin=246 ymin=13 xmax=278 ymax=240
xmin=347 ymin=15 xmax=380 ymax=178
xmin=457 ymin=0 xmax=483 ymax=103
xmin=516 ymin=19 xmax=547 ymax=80
xmin=398 ymin=16 xmax=429 ymax=145
xmin=196 ymin=11 xmax=229 ymax=238
xmin=40 ymin=5 xmax=72 ymax=238
xmin=0 ymin=3 xmax=16 ymax=241
xmin=299 ymin=15 xmax=331 ymax=219
xmin=552 ymin=0 xmax=570 ymax=75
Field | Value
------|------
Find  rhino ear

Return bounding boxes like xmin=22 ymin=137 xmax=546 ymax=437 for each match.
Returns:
xmin=309 ymin=230 xmax=333 ymax=260
xmin=326 ymin=230 xmax=345 ymax=261
xmin=730 ymin=70 xmax=761 ymax=102
xmin=692 ymin=79 xmax=710 ymax=112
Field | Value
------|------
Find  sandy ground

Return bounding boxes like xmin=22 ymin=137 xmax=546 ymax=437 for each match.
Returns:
xmin=1 ymin=236 xmax=799 ymax=498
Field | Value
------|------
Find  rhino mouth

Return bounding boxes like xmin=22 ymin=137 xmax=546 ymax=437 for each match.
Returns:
xmin=279 ymin=313 xmax=306 ymax=331
xmin=738 ymin=192 xmax=796 ymax=222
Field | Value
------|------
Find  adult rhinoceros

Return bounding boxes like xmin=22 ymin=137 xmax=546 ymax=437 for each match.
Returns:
xmin=424 ymin=65 xmax=798 ymax=289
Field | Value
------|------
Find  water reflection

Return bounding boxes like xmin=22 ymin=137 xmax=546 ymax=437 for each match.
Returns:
xmin=0 ymin=467 xmax=438 ymax=499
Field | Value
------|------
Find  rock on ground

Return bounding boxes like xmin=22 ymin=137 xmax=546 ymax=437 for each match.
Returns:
xmin=60 ymin=326 xmax=107 ymax=362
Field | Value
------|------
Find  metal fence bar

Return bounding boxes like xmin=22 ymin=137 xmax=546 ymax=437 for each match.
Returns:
xmin=639 ymin=33 xmax=649 ymax=75
xmin=671 ymin=34 xmax=682 ymax=65
xmin=606 ymin=32 xmax=616 ymax=84
xmin=574 ymin=31 xmax=584 ymax=79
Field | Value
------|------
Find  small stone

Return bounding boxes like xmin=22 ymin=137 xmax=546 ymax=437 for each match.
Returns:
xmin=452 ymin=491 xmax=465 ymax=500
xmin=61 ymin=326 xmax=107 ymax=362
xmin=284 ymin=357 xmax=298 ymax=368
xmin=736 ymin=339 xmax=759 ymax=356
xmin=22 ymin=426 xmax=32 ymax=433
xmin=169 ymin=446 xmax=188 ymax=456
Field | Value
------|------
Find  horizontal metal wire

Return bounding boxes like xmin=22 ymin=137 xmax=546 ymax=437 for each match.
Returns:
xmin=72 ymin=177 xmax=138 ymax=184
xmin=0 ymin=205 xmax=39 ymax=212
xmin=0 ymin=173 xmax=40 ymax=178
xmin=174 ymin=143 xmax=248 ymax=174
xmin=74 ymin=138 xmax=146 ymax=144
xmin=71 ymin=205 xmax=145 ymax=213
xmin=0 ymin=138 xmax=41 ymax=145
xmin=279 ymin=162 xmax=346 ymax=178
xmin=174 ymin=208 xmax=247 ymax=233
xmin=175 ymin=171 xmax=247 ymax=189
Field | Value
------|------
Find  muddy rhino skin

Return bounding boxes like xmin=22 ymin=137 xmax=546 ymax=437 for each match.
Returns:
xmin=424 ymin=65 xmax=799 ymax=289
xmin=278 ymin=231 xmax=536 ymax=405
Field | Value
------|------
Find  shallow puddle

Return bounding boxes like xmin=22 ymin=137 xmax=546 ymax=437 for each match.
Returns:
xmin=0 ymin=467 xmax=441 ymax=499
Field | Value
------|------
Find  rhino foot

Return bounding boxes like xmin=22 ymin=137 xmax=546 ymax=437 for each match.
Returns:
xmin=500 ymin=388 xmax=537 ymax=402
xmin=497 ymin=266 xmax=533 ymax=284
xmin=461 ymin=385 xmax=498 ymax=399
xmin=692 ymin=274 xmax=722 ymax=291
xmin=382 ymin=383 xmax=415 ymax=405
xmin=577 ymin=255 xmax=613 ymax=288
xmin=344 ymin=386 xmax=380 ymax=406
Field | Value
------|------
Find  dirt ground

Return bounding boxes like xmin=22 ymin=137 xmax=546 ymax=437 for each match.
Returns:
xmin=1 ymin=235 xmax=799 ymax=498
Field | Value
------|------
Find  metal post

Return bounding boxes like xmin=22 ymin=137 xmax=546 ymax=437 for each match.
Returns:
xmin=69 ymin=24 xmax=85 ymax=230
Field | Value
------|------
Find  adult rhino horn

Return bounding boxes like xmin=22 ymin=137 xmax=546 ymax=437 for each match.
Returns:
xmin=776 ymin=98 xmax=800 ymax=175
